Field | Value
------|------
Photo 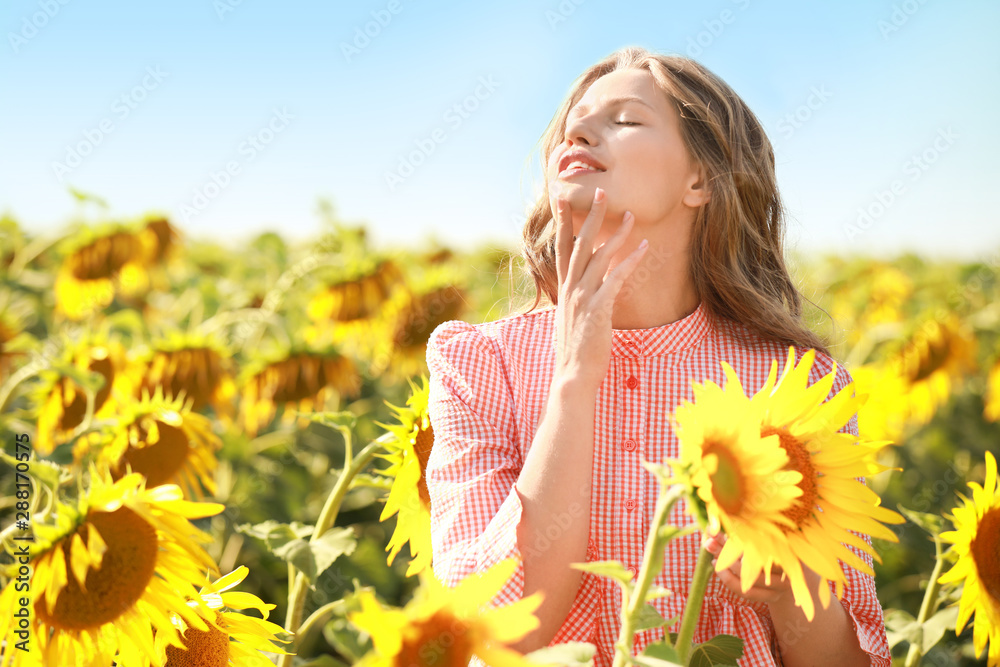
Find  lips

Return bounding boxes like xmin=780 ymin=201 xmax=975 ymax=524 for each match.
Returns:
xmin=557 ymin=150 xmax=606 ymax=175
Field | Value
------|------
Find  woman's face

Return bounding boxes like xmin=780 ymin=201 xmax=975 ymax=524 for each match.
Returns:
xmin=546 ymin=68 xmax=709 ymax=248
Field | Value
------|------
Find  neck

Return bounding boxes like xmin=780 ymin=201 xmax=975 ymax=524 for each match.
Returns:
xmin=608 ymin=235 xmax=699 ymax=330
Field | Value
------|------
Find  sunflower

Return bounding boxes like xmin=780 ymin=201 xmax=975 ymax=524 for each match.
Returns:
xmin=348 ymin=556 xmax=544 ymax=667
xmin=307 ymin=259 xmax=404 ymax=323
xmin=74 ymin=386 xmax=222 ymax=500
xmin=53 ymin=225 xmax=147 ymax=320
xmin=30 ymin=327 xmax=135 ymax=455
xmin=145 ymin=566 xmax=293 ymax=666
xmin=238 ymin=345 xmax=359 ymax=437
xmin=134 ymin=331 xmax=237 ymax=426
xmin=717 ymin=347 xmax=904 ymax=622
xmin=892 ymin=314 xmax=976 ymax=424
xmin=368 ymin=284 xmax=466 ymax=381
xmin=850 ymin=362 xmax=911 ymax=443
xmin=938 ymin=451 xmax=1000 ymax=667
xmin=0 ymin=287 xmax=35 ymax=383
xmin=984 ymin=359 xmax=1000 ymax=423
xmin=373 ymin=376 xmax=434 ymax=577
xmin=0 ymin=468 xmax=224 ymax=667
xmin=671 ymin=362 xmax=804 ymax=568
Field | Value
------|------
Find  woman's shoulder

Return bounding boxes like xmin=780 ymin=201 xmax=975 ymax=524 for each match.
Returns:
xmin=427 ymin=306 xmax=556 ymax=365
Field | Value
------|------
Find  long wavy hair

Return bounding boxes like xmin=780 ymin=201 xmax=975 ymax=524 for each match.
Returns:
xmin=516 ymin=47 xmax=829 ymax=355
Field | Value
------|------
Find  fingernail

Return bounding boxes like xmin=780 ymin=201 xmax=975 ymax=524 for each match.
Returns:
xmin=594 ymin=187 xmax=604 ymax=201
xmin=639 ymin=238 xmax=648 ymax=249
xmin=624 ymin=210 xmax=633 ymax=223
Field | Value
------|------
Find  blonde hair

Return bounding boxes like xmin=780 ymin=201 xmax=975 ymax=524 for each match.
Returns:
xmin=516 ymin=47 xmax=829 ymax=355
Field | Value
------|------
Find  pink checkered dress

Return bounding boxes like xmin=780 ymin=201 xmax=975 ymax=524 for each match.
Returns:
xmin=425 ymin=301 xmax=892 ymax=667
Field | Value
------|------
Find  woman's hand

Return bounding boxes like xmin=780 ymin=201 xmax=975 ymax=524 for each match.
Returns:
xmin=552 ymin=187 xmax=648 ymax=393
xmin=702 ymin=530 xmax=797 ymax=605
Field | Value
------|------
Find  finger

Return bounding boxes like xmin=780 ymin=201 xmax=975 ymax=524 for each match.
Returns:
xmin=567 ymin=187 xmax=608 ymax=287
xmin=579 ymin=212 xmax=634 ymax=290
xmin=595 ymin=237 xmax=649 ymax=302
xmin=554 ymin=198 xmax=573 ymax=291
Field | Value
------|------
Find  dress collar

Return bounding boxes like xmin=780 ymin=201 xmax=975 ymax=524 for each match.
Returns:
xmin=609 ymin=301 xmax=712 ymax=358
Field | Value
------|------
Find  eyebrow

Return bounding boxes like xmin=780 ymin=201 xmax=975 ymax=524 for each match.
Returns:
xmin=567 ymin=96 xmax=655 ymax=119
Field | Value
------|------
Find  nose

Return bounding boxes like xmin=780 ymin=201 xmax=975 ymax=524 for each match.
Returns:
xmin=563 ymin=112 xmax=596 ymax=148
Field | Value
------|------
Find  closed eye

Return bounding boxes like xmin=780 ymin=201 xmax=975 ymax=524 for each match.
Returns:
xmin=615 ymin=121 xmax=639 ymax=126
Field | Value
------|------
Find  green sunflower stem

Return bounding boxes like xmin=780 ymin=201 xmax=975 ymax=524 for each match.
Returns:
xmin=674 ymin=544 xmax=715 ymax=665
xmin=903 ymin=536 xmax=947 ymax=667
xmin=612 ymin=484 xmax=686 ymax=667
xmin=279 ymin=433 xmax=391 ymax=667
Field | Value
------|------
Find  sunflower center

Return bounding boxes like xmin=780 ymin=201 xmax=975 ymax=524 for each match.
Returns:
xmin=971 ymin=506 xmax=1000 ymax=605
xmin=59 ymin=355 xmax=115 ymax=431
xmin=704 ymin=443 xmax=747 ymax=517
xmin=907 ymin=335 xmax=952 ymax=383
xmin=413 ymin=420 xmax=435 ymax=507
xmin=116 ymin=420 xmax=191 ymax=488
xmin=165 ymin=611 xmax=230 ymax=667
xmin=763 ymin=426 xmax=819 ymax=530
xmin=36 ymin=506 xmax=158 ymax=630
xmin=394 ymin=612 xmax=473 ymax=666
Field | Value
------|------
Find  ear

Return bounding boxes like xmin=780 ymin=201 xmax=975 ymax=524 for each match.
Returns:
xmin=682 ymin=161 xmax=711 ymax=208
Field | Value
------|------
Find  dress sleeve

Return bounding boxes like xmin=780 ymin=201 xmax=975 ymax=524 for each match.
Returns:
xmin=828 ymin=363 xmax=893 ymax=667
xmin=425 ymin=319 xmax=526 ymax=609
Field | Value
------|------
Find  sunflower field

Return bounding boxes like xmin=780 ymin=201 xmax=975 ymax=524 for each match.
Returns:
xmin=0 ymin=207 xmax=997 ymax=667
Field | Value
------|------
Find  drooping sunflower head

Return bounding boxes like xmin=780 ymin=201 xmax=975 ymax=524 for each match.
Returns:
xmin=891 ymin=314 xmax=977 ymax=423
xmin=349 ymin=556 xmax=544 ymax=667
xmin=30 ymin=325 xmax=134 ymax=455
xmin=0 ymin=468 xmax=224 ymax=667
xmin=938 ymin=451 xmax=1000 ymax=665
xmin=0 ymin=287 xmax=35 ymax=382
xmin=137 ymin=217 xmax=182 ymax=265
xmin=53 ymin=223 xmax=148 ymax=320
xmin=732 ymin=346 xmax=903 ymax=621
xmin=307 ymin=258 xmax=405 ymax=323
xmin=374 ymin=375 xmax=435 ymax=576
xmin=672 ymin=362 xmax=802 ymax=538
xmin=133 ymin=330 xmax=237 ymax=419
xmin=75 ymin=385 xmax=222 ymax=500
xmin=150 ymin=566 xmax=293 ymax=667
xmin=238 ymin=344 xmax=360 ymax=437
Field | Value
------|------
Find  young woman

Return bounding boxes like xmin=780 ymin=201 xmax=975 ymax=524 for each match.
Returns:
xmin=425 ymin=47 xmax=891 ymax=667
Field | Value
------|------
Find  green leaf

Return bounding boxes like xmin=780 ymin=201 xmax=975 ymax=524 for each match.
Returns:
xmin=295 ymin=656 xmax=351 ymax=667
xmin=348 ymin=473 xmax=394 ymax=491
xmin=897 ymin=505 xmax=947 ymax=537
xmin=634 ymin=603 xmax=671 ymax=632
xmin=644 ymin=585 xmax=674 ymax=602
xmin=920 ymin=604 xmax=959 ymax=653
xmin=273 ymin=527 xmax=357 ymax=585
xmin=236 ymin=520 xmax=314 ymax=552
xmin=633 ymin=641 xmax=682 ymax=666
xmin=571 ymin=560 xmax=634 ymax=586
xmin=523 ymin=641 xmax=597 ymax=666
xmin=883 ymin=608 xmax=920 ymax=649
xmin=323 ymin=616 xmax=368 ymax=663
xmin=688 ymin=634 xmax=744 ymax=667
xmin=311 ymin=411 xmax=357 ymax=430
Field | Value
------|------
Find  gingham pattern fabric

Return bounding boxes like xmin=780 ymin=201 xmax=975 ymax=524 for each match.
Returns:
xmin=425 ymin=301 xmax=892 ymax=667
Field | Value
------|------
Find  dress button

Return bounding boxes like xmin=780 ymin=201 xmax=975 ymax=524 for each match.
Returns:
xmin=624 ymin=498 xmax=637 ymax=511
xmin=627 ymin=566 xmax=638 ymax=577
xmin=626 ymin=376 xmax=639 ymax=389
xmin=623 ymin=438 xmax=637 ymax=452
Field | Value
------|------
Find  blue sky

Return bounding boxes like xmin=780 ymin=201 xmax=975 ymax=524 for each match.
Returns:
xmin=1 ymin=0 xmax=997 ymax=257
